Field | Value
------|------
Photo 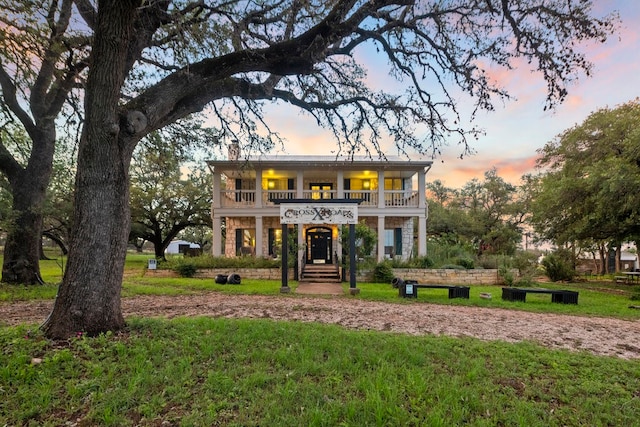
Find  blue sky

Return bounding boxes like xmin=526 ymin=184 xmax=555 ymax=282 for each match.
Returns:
xmin=223 ymin=1 xmax=640 ymax=188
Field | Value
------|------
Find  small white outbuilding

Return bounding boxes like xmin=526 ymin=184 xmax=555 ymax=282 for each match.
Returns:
xmin=165 ymin=240 xmax=201 ymax=255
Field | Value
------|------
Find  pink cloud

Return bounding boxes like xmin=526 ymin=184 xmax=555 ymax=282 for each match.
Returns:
xmin=429 ymin=154 xmax=541 ymax=188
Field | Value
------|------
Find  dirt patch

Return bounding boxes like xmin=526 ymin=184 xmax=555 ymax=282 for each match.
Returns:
xmin=2 ymin=293 xmax=640 ymax=359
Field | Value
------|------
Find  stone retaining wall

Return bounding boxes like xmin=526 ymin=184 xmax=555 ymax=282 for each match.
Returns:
xmin=146 ymin=267 xmax=515 ymax=285
xmin=399 ymin=268 xmax=508 ymax=285
xmin=356 ymin=268 xmax=518 ymax=285
xmin=146 ymin=268 xmax=294 ymax=280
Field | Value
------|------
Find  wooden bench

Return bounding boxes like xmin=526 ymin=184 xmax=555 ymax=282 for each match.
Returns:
xmin=396 ymin=279 xmax=470 ymax=299
xmin=614 ymin=276 xmax=628 ymax=284
xmin=502 ymin=287 xmax=578 ymax=304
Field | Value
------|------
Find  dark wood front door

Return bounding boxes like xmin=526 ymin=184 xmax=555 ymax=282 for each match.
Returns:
xmin=306 ymin=227 xmax=332 ymax=264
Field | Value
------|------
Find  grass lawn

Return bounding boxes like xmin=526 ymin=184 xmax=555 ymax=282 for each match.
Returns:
xmin=3 ymin=317 xmax=640 ymax=426
xmin=1 ymin=253 xmax=640 ymax=425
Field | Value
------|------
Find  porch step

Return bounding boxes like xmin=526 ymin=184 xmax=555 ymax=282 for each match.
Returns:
xmin=300 ymin=264 xmax=341 ymax=283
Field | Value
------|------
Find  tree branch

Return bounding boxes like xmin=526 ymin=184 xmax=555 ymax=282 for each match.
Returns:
xmin=0 ymin=63 xmax=37 ymax=137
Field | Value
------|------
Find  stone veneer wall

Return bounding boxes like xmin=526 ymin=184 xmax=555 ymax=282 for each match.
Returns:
xmin=224 ymin=216 xmax=255 ymax=257
xmin=393 ymin=268 xmax=519 ymax=285
xmin=357 ymin=268 xmax=519 ymax=285
xmin=146 ymin=268 xmax=294 ymax=280
xmin=147 ymin=267 xmax=515 ymax=285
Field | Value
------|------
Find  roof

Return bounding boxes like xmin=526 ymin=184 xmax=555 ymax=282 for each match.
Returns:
xmin=621 ymin=252 xmax=637 ymax=261
xmin=207 ymin=154 xmax=433 ymax=172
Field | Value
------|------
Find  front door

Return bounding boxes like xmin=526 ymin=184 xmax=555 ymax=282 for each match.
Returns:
xmin=306 ymin=227 xmax=333 ymax=264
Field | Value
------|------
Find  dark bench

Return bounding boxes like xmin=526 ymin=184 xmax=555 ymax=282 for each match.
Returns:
xmin=502 ymin=287 xmax=578 ymax=304
xmin=394 ymin=278 xmax=469 ymax=299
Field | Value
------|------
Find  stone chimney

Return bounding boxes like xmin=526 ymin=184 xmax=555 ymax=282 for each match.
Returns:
xmin=228 ymin=141 xmax=240 ymax=161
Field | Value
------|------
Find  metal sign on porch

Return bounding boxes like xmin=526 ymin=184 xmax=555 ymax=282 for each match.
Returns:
xmin=280 ymin=204 xmax=358 ymax=224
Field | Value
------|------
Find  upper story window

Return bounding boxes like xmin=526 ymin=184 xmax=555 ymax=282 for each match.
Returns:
xmin=384 ymin=178 xmax=404 ymax=190
xmin=310 ymin=183 xmax=333 ymax=200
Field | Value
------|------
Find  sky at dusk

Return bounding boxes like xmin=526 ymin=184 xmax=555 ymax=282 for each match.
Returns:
xmin=238 ymin=1 xmax=640 ymax=189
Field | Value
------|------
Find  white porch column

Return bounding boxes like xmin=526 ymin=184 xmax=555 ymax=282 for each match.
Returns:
xmin=297 ymin=223 xmax=304 ymax=274
xmin=418 ymin=214 xmax=427 ymax=257
xmin=296 ymin=170 xmax=304 ymax=198
xmin=255 ymin=215 xmax=263 ymax=257
xmin=212 ymin=216 xmax=222 ymax=256
xmin=212 ymin=169 xmax=221 ymax=208
xmin=337 ymin=170 xmax=344 ymax=198
xmin=377 ymin=169 xmax=385 ymax=208
xmin=418 ymin=168 xmax=426 ymax=209
xmin=255 ymin=169 xmax=263 ymax=208
xmin=377 ymin=215 xmax=385 ymax=261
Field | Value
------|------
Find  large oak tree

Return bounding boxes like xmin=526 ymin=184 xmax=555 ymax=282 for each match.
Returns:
xmin=129 ymin=132 xmax=212 ymax=259
xmin=531 ymin=100 xmax=640 ymax=273
xmin=2 ymin=0 xmax=614 ymax=338
xmin=0 ymin=0 xmax=87 ymax=284
xmin=426 ymin=170 xmax=527 ymax=256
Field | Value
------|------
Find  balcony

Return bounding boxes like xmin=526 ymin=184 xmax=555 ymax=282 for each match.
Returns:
xmin=219 ymin=189 xmax=419 ymax=208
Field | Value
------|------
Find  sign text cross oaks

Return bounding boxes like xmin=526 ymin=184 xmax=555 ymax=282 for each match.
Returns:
xmin=280 ymin=204 xmax=358 ymax=224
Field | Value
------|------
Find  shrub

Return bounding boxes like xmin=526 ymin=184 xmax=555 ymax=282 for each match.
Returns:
xmin=541 ymin=251 xmax=575 ymax=282
xmin=411 ymin=256 xmax=434 ymax=268
xmin=455 ymin=257 xmax=475 ymax=269
xmin=161 ymin=255 xmax=280 ymax=270
xmin=439 ymin=264 xmax=465 ymax=270
xmin=373 ymin=261 xmax=395 ymax=283
xmin=514 ymin=274 xmax=535 ymax=287
xmin=498 ymin=266 xmax=514 ymax=286
xmin=426 ymin=240 xmax=476 ymax=267
xmin=511 ymin=251 xmax=540 ymax=276
xmin=173 ymin=262 xmax=197 ymax=278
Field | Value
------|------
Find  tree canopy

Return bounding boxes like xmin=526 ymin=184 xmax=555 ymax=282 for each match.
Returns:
xmin=5 ymin=0 xmax=615 ymax=339
xmin=533 ymin=100 xmax=640 ymax=242
xmin=427 ymin=169 xmax=527 ymax=256
xmin=531 ymin=99 xmax=640 ymax=271
xmin=129 ymin=133 xmax=212 ymax=259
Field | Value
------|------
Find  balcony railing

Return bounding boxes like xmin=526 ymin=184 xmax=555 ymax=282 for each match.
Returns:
xmin=343 ymin=190 xmax=377 ymax=206
xmin=220 ymin=190 xmax=255 ymax=207
xmin=264 ymin=190 xmax=296 ymax=204
xmin=218 ymin=189 xmax=419 ymax=208
xmin=384 ymin=190 xmax=419 ymax=206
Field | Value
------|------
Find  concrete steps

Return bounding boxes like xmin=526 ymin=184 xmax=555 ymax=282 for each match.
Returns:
xmin=300 ymin=264 xmax=341 ymax=283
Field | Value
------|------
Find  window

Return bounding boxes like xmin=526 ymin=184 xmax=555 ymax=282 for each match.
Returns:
xmin=310 ymin=183 xmax=333 ymax=199
xmin=235 ymin=228 xmax=256 ymax=256
xmin=384 ymin=228 xmax=403 ymax=257
xmin=384 ymin=178 xmax=404 ymax=190
xmin=268 ymin=228 xmax=283 ymax=257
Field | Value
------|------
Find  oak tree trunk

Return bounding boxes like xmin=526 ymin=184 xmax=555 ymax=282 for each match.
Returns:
xmin=1 ymin=130 xmax=55 ymax=285
xmin=42 ymin=1 xmax=138 ymax=339
xmin=154 ymin=240 xmax=165 ymax=260
xmin=1 ymin=183 xmax=45 ymax=284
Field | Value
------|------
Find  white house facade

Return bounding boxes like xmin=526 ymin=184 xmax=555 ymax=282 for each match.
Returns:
xmin=208 ymin=151 xmax=432 ymax=272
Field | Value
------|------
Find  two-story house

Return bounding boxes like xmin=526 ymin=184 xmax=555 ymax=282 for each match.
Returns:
xmin=208 ymin=147 xmax=432 ymax=274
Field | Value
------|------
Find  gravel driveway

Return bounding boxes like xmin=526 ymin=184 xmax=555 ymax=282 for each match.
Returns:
xmin=3 ymin=293 xmax=640 ymax=359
